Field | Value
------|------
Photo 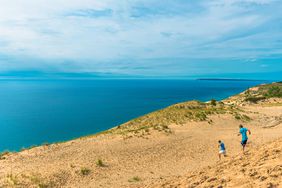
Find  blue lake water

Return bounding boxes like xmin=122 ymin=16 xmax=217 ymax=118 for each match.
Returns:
xmin=0 ymin=79 xmax=266 ymax=151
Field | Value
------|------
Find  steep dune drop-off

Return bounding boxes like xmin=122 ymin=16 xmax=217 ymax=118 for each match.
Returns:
xmin=152 ymin=138 xmax=282 ymax=188
xmin=0 ymin=82 xmax=281 ymax=188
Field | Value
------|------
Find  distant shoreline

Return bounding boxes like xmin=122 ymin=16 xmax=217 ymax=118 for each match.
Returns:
xmin=197 ymin=78 xmax=266 ymax=81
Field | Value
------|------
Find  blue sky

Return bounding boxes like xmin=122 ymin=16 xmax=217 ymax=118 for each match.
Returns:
xmin=0 ymin=0 xmax=281 ymax=79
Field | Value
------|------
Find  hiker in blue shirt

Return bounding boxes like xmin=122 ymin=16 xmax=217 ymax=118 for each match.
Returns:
xmin=238 ymin=124 xmax=251 ymax=152
xmin=218 ymin=140 xmax=226 ymax=160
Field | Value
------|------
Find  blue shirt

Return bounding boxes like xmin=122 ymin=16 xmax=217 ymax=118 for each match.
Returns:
xmin=240 ymin=127 xmax=248 ymax=141
xmin=220 ymin=143 xmax=225 ymax=151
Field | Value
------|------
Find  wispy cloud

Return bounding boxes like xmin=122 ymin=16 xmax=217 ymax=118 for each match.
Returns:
xmin=0 ymin=0 xmax=281 ymax=77
xmin=66 ymin=9 xmax=113 ymax=18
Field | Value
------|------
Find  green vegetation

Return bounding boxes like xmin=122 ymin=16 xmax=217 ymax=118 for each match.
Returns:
xmin=245 ymin=96 xmax=266 ymax=103
xmin=111 ymin=100 xmax=239 ymax=136
xmin=128 ymin=176 xmax=141 ymax=182
xmin=264 ymin=86 xmax=282 ymax=98
xmin=0 ymin=151 xmax=10 ymax=159
xmin=80 ymin=167 xmax=91 ymax=176
xmin=244 ymin=82 xmax=282 ymax=103
xmin=234 ymin=113 xmax=251 ymax=121
xmin=112 ymin=83 xmax=282 ymax=136
xmin=210 ymin=99 xmax=217 ymax=106
xmin=195 ymin=111 xmax=207 ymax=121
xmin=96 ymin=159 xmax=106 ymax=167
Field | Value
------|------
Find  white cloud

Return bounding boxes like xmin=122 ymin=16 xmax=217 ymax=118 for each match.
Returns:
xmin=0 ymin=0 xmax=281 ymax=74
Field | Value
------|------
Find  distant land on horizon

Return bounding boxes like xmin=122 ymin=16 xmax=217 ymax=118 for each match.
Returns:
xmin=196 ymin=78 xmax=267 ymax=81
xmin=0 ymin=70 xmax=281 ymax=80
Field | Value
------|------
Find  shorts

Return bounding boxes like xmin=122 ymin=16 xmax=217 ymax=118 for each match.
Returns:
xmin=241 ymin=139 xmax=248 ymax=145
xmin=219 ymin=150 xmax=226 ymax=155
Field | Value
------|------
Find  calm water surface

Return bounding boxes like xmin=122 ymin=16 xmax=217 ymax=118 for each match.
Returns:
xmin=0 ymin=79 xmax=266 ymax=151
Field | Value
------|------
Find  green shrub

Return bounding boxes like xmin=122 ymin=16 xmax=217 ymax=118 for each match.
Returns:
xmin=96 ymin=159 xmax=105 ymax=167
xmin=80 ymin=167 xmax=91 ymax=175
xmin=235 ymin=114 xmax=241 ymax=120
xmin=210 ymin=99 xmax=217 ymax=106
xmin=245 ymin=96 xmax=265 ymax=103
xmin=0 ymin=151 xmax=10 ymax=159
xmin=162 ymin=125 xmax=169 ymax=129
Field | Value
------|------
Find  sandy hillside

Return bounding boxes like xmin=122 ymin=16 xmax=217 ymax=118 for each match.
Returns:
xmin=152 ymin=138 xmax=282 ymax=188
xmin=0 ymin=82 xmax=281 ymax=188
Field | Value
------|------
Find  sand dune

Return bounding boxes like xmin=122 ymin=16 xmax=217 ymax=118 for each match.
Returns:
xmin=0 ymin=83 xmax=281 ymax=187
xmin=152 ymin=138 xmax=282 ymax=188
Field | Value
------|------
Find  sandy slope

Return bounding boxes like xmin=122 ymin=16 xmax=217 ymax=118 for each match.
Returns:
xmin=0 ymin=86 xmax=281 ymax=187
xmin=0 ymin=104 xmax=281 ymax=187
xmin=152 ymin=138 xmax=282 ymax=188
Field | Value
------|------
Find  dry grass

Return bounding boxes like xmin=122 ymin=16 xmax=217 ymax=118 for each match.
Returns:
xmin=111 ymin=100 xmax=241 ymax=137
xmin=128 ymin=176 xmax=141 ymax=182
xmin=3 ymin=173 xmax=55 ymax=188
